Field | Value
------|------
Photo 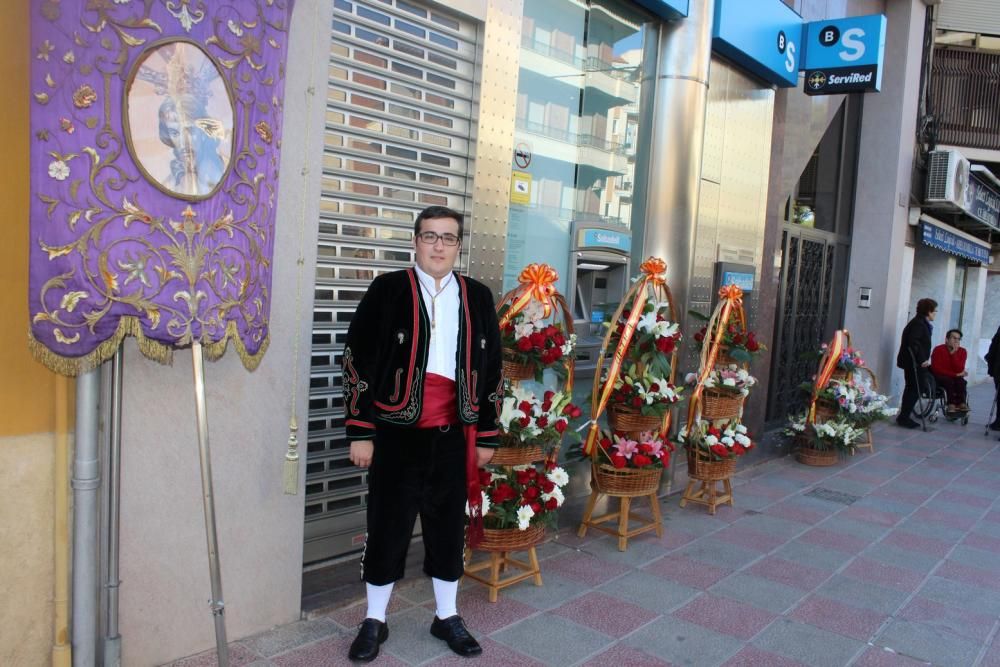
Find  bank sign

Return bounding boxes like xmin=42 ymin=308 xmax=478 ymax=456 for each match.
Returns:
xmin=967 ymin=172 xmax=1000 ymax=230
xmin=802 ymin=14 xmax=886 ymax=95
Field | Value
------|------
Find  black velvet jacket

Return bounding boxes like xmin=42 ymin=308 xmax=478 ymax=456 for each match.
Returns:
xmin=342 ymin=268 xmax=503 ymax=446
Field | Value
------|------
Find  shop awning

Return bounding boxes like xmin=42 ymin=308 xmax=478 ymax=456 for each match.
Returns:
xmin=919 ymin=215 xmax=992 ymax=264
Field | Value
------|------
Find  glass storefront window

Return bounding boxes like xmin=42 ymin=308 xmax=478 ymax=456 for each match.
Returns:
xmin=503 ymin=0 xmax=655 ymax=297
xmin=951 ymin=262 xmax=967 ymax=330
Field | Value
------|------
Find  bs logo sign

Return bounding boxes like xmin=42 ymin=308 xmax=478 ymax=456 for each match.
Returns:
xmin=803 ymin=14 xmax=885 ymax=95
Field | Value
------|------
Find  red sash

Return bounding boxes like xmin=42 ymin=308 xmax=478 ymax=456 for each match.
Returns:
xmin=415 ymin=373 xmax=484 ymax=547
xmin=416 ymin=373 xmax=458 ymax=427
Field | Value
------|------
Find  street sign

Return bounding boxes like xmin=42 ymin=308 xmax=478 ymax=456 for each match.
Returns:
xmin=802 ymin=14 xmax=886 ymax=95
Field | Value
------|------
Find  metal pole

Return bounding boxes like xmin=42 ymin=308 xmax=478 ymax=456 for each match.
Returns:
xmin=72 ymin=369 xmax=101 ymax=667
xmin=103 ymin=346 xmax=124 ymax=665
xmin=191 ymin=342 xmax=230 ymax=666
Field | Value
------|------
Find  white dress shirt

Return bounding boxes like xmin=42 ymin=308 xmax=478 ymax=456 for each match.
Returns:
xmin=414 ymin=264 xmax=459 ymax=380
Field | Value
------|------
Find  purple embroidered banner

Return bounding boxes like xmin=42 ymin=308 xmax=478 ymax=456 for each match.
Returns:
xmin=29 ymin=0 xmax=294 ymax=375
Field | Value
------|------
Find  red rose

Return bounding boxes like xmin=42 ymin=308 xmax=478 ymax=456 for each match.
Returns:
xmin=541 ymin=479 xmax=555 ymax=493
xmin=518 ymin=400 xmax=532 ymax=414
xmin=545 ymin=498 xmax=558 ymax=510
xmin=572 ymin=406 xmax=583 ymax=418
xmin=553 ymin=333 xmax=565 ymax=346
xmin=638 ymin=443 xmax=652 ymax=454
xmin=633 ymin=454 xmax=652 ymax=467
xmin=537 ymin=416 xmax=549 ymax=428
xmin=528 ymin=468 xmax=538 ymax=479
xmin=542 ymin=401 xmax=552 ymax=412
xmin=632 ymin=397 xmax=643 ymax=407
xmin=523 ymin=485 xmax=540 ymax=500
xmin=693 ymin=332 xmax=704 ymax=342
xmin=545 ymin=325 xmax=558 ymax=337
xmin=530 ymin=501 xmax=542 ymax=514
xmin=529 ymin=332 xmax=545 ymax=349
xmin=516 ymin=337 xmax=533 ymax=352
xmin=600 ymin=437 xmax=611 ymax=448
xmin=611 ymin=454 xmax=627 ymax=469
xmin=731 ymin=333 xmax=744 ymax=345
xmin=710 ymin=444 xmax=728 ymax=458
xmin=733 ymin=443 xmax=746 ymax=455
xmin=746 ymin=339 xmax=760 ymax=352
xmin=516 ymin=470 xmax=531 ymax=485
xmin=517 ymin=416 xmax=531 ymax=428
xmin=540 ymin=349 xmax=553 ymax=364
xmin=554 ymin=419 xmax=567 ymax=433
xmin=562 ymin=404 xmax=575 ymax=415
xmin=649 ymin=383 xmax=660 ymax=393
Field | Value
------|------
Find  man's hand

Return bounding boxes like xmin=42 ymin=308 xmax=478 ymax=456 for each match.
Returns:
xmin=350 ymin=440 xmax=374 ymax=467
xmin=960 ymin=370 xmax=969 ymax=377
xmin=476 ymin=447 xmax=494 ymax=467
xmin=921 ymin=360 xmax=931 ymax=367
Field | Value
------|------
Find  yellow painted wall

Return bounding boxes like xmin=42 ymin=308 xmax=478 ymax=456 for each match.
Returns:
xmin=0 ymin=0 xmax=59 ymax=436
xmin=0 ymin=0 xmax=66 ymax=664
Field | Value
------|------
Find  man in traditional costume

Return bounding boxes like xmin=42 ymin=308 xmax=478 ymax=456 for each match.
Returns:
xmin=342 ymin=206 xmax=503 ymax=662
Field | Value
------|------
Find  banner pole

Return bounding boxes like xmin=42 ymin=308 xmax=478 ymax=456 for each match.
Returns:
xmin=191 ymin=342 xmax=229 ymax=666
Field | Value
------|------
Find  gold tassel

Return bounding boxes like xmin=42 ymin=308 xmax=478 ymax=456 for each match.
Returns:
xmin=283 ymin=415 xmax=299 ymax=495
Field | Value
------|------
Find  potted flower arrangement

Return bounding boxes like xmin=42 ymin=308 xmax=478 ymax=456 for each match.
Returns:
xmin=499 ymin=300 xmax=576 ymax=381
xmin=588 ymin=429 xmax=674 ymax=495
xmin=785 ymin=413 xmax=867 ymax=465
xmin=467 ymin=461 xmax=570 ymax=550
xmin=689 ymin=311 xmax=766 ymax=365
xmin=606 ymin=300 xmax=682 ymax=376
xmin=496 ymin=384 xmax=583 ymax=465
xmin=681 ymin=419 xmax=754 ymax=482
xmin=820 ymin=379 xmax=898 ymax=428
xmin=606 ymin=364 xmax=682 ymax=432
xmin=687 ymin=365 xmax=756 ymax=421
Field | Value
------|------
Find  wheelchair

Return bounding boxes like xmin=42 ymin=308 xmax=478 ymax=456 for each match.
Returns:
xmin=909 ymin=351 xmax=969 ymax=428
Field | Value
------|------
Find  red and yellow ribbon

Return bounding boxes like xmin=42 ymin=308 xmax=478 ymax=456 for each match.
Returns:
xmin=498 ymin=263 xmax=559 ymax=327
xmin=583 ymin=257 xmax=675 ymax=457
xmin=684 ymin=285 xmax=746 ymax=432
xmin=807 ymin=329 xmax=850 ymax=423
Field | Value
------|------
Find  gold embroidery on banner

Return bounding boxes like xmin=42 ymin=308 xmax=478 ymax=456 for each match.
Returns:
xmin=30 ymin=2 xmax=290 ymax=375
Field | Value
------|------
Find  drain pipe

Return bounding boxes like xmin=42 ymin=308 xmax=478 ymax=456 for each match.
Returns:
xmin=72 ymin=369 xmax=101 ymax=667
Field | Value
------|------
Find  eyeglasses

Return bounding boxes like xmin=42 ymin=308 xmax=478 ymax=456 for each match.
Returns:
xmin=416 ymin=231 xmax=461 ymax=246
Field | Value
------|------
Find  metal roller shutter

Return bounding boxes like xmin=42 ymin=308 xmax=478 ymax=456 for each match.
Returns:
xmin=304 ymin=0 xmax=482 ymax=564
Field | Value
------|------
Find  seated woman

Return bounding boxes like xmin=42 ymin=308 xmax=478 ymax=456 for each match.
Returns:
xmin=930 ymin=329 xmax=969 ymax=412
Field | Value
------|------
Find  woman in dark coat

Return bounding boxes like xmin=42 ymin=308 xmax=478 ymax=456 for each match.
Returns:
xmin=895 ymin=298 xmax=937 ymax=428
xmin=986 ymin=323 xmax=1000 ymax=431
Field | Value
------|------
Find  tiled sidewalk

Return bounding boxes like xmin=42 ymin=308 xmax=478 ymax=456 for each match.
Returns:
xmin=172 ymin=383 xmax=1000 ymax=667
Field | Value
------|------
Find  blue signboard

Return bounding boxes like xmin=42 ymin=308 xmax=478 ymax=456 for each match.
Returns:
xmin=920 ymin=221 xmax=991 ymax=264
xmin=967 ymin=172 xmax=1000 ymax=230
xmin=578 ymin=228 xmax=632 ymax=253
xmin=632 ymin=0 xmax=687 ymax=20
xmin=721 ymin=271 xmax=754 ymax=292
xmin=802 ymin=14 xmax=886 ymax=95
xmin=712 ymin=0 xmax=803 ymax=88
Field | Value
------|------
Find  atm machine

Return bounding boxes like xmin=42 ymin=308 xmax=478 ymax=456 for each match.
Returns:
xmin=565 ymin=221 xmax=632 ymax=383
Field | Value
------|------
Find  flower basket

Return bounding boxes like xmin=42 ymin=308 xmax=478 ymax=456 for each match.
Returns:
xmin=502 ymin=351 xmax=534 ymax=382
xmin=715 ymin=345 xmax=739 ymax=367
xmin=813 ymin=398 xmax=838 ymax=421
xmin=686 ymin=448 xmax=736 ymax=481
xmin=607 ymin=403 xmax=663 ymax=433
xmin=796 ymin=442 xmax=840 ymax=466
xmin=591 ymin=463 xmax=661 ymax=496
xmin=491 ymin=442 xmax=545 ymax=466
xmin=477 ymin=523 xmax=546 ymax=552
xmin=701 ymin=388 xmax=743 ymax=420
xmin=830 ymin=369 xmax=850 ymax=382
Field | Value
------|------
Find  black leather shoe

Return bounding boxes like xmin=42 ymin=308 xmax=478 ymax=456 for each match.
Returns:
xmin=430 ymin=615 xmax=482 ymax=657
xmin=349 ymin=618 xmax=388 ymax=662
xmin=990 ymin=422 xmax=1000 ymax=432
xmin=896 ymin=418 xmax=920 ymax=429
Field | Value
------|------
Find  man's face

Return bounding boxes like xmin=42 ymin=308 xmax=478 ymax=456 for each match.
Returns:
xmin=414 ymin=216 xmax=461 ymax=280
xmin=947 ymin=332 xmax=961 ymax=351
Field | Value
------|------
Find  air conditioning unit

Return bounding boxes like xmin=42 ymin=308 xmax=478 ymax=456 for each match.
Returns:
xmin=925 ymin=149 xmax=972 ymax=212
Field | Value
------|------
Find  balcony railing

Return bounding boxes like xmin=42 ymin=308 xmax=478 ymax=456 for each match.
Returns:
xmin=515 ymin=117 xmax=627 ymax=154
xmin=930 ymin=47 xmax=1000 ymax=151
xmin=520 ymin=36 xmax=639 ymax=82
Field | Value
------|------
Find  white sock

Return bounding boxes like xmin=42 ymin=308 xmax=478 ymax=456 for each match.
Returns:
xmin=365 ymin=582 xmax=394 ymax=622
xmin=432 ymin=577 xmax=458 ymax=619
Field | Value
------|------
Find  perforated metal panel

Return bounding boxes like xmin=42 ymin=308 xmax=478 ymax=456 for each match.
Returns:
xmin=305 ymin=0 xmax=482 ymax=564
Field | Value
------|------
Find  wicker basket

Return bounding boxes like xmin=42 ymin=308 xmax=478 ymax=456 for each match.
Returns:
xmin=830 ymin=369 xmax=851 ymax=382
xmin=477 ymin=523 xmax=545 ymax=552
xmin=607 ymin=403 xmax=663 ymax=433
xmin=701 ymin=388 xmax=743 ymax=421
xmin=490 ymin=443 xmax=544 ymax=466
xmin=592 ymin=463 xmax=662 ymax=496
xmin=715 ymin=346 xmax=739 ymax=368
xmin=501 ymin=353 xmax=535 ymax=382
xmin=813 ymin=398 xmax=839 ymax=421
xmin=796 ymin=444 xmax=839 ymax=467
xmin=687 ymin=449 xmax=737 ymax=481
